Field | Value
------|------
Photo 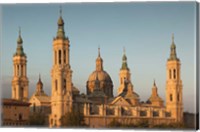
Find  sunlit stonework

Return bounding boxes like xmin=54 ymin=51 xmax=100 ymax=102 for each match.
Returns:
xmin=2 ymin=8 xmax=184 ymax=128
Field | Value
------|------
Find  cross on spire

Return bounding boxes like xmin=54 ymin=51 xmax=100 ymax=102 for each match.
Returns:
xmin=98 ymin=46 xmax=100 ymax=57
xmin=153 ymin=79 xmax=156 ymax=86
xmin=123 ymin=47 xmax=126 ymax=54
xmin=172 ymin=33 xmax=174 ymax=43
xmin=59 ymin=5 xmax=62 ymax=17
xmin=19 ymin=26 xmax=21 ymax=36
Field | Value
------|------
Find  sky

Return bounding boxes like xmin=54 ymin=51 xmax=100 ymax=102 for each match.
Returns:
xmin=1 ymin=2 xmax=197 ymax=113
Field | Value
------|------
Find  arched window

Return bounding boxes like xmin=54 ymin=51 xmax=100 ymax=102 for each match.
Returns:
xmin=173 ymin=69 xmax=176 ymax=79
xmin=177 ymin=93 xmax=179 ymax=102
xmin=59 ymin=50 xmax=61 ymax=65
xmin=17 ymin=65 xmax=19 ymax=76
xmin=63 ymin=50 xmax=66 ymax=64
xmin=63 ymin=79 xmax=66 ymax=90
xmin=55 ymin=80 xmax=58 ymax=91
xmin=169 ymin=69 xmax=172 ymax=79
xmin=170 ymin=94 xmax=173 ymax=101
xmin=21 ymin=65 xmax=23 ymax=76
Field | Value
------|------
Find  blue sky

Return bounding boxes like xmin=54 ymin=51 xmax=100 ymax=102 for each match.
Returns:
xmin=1 ymin=2 xmax=197 ymax=113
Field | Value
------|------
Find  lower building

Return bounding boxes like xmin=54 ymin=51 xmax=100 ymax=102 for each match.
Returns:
xmin=1 ymin=98 xmax=30 ymax=126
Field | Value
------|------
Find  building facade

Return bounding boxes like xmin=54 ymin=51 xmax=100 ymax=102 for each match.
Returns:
xmin=48 ymin=9 xmax=183 ymax=128
xmin=2 ymin=8 xmax=183 ymax=128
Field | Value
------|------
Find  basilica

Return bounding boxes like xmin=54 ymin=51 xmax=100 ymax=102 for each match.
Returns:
xmin=2 ymin=8 xmax=183 ymax=128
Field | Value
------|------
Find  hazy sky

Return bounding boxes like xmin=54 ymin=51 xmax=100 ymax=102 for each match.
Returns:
xmin=1 ymin=2 xmax=197 ymax=113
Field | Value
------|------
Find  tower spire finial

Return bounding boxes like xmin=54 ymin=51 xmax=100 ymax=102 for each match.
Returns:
xmin=153 ymin=79 xmax=156 ymax=86
xmin=39 ymin=73 xmax=41 ymax=81
xmin=19 ymin=26 xmax=21 ymax=36
xmin=123 ymin=47 xmax=126 ymax=55
xmin=172 ymin=33 xmax=174 ymax=43
xmin=59 ymin=5 xmax=62 ymax=17
xmin=98 ymin=46 xmax=100 ymax=57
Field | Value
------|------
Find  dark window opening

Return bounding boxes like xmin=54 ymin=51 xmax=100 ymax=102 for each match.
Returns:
xmin=153 ymin=111 xmax=159 ymax=117
xmin=170 ymin=94 xmax=173 ymax=101
xmin=140 ymin=111 xmax=147 ymax=117
xmin=173 ymin=69 xmax=176 ymax=79
xmin=63 ymin=50 xmax=66 ymax=64
xmin=55 ymin=80 xmax=58 ymax=91
xmin=169 ymin=69 xmax=171 ymax=79
xmin=59 ymin=50 xmax=61 ymax=65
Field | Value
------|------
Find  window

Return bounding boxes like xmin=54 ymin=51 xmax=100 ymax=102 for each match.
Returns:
xmin=173 ymin=69 xmax=176 ymax=79
xmin=59 ymin=50 xmax=61 ymax=64
xmin=153 ymin=111 xmax=159 ymax=117
xmin=21 ymin=65 xmax=23 ymax=76
xmin=17 ymin=65 xmax=19 ymax=76
xmin=170 ymin=94 xmax=173 ymax=101
xmin=63 ymin=50 xmax=66 ymax=64
xmin=165 ymin=112 xmax=171 ymax=117
xmin=177 ymin=94 xmax=179 ymax=102
xmin=63 ymin=79 xmax=66 ymax=89
xmin=169 ymin=69 xmax=171 ymax=79
xmin=55 ymin=80 xmax=58 ymax=91
xmin=140 ymin=110 xmax=147 ymax=117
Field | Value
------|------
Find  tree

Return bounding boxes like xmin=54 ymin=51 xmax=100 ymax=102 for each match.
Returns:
xmin=60 ymin=110 xmax=86 ymax=127
xmin=107 ymin=118 xmax=121 ymax=128
xmin=29 ymin=112 xmax=46 ymax=126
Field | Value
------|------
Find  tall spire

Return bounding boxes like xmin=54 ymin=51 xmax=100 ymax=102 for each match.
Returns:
xmin=152 ymin=79 xmax=158 ymax=96
xmin=17 ymin=27 xmax=23 ymax=44
xmin=153 ymin=79 xmax=156 ymax=86
xmin=98 ymin=46 xmax=101 ymax=57
xmin=36 ymin=73 xmax=44 ymax=94
xmin=121 ymin=47 xmax=129 ymax=70
xmin=15 ymin=27 xmax=25 ymax=56
xmin=59 ymin=5 xmax=62 ymax=17
xmin=56 ymin=6 xmax=66 ymax=39
xmin=96 ymin=47 xmax=103 ymax=71
xmin=168 ymin=33 xmax=179 ymax=61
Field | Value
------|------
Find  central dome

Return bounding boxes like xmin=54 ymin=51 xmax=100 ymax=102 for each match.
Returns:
xmin=86 ymin=48 xmax=113 ymax=98
xmin=88 ymin=71 xmax=112 ymax=82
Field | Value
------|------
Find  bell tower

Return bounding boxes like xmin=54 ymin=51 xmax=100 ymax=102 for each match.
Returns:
xmin=49 ymin=7 xmax=73 ymax=127
xmin=12 ymin=27 xmax=29 ymax=102
xmin=118 ymin=48 xmax=132 ymax=95
xmin=166 ymin=34 xmax=183 ymax=122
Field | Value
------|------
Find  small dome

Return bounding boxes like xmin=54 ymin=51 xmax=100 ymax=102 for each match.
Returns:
xmin=88 ymin=71 xmax=112 ymax=82
xmin=57 ymin=16 xmax=64 ymax=26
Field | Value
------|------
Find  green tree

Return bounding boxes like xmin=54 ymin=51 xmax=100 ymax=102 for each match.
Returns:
xmin=29 ymin=112 xmax=46 ymax=126
xmin=60 ymin=110 xmax=86 ymax=127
